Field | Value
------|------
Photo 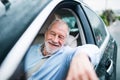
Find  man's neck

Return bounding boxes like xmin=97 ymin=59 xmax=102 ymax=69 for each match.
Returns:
xmin=43 ymin=49 xmax=49 ymax=56
xmin=41 ymin=44 xmax=50 ymax=56
xmin=40 ymin=44 xmax=47 ymax=56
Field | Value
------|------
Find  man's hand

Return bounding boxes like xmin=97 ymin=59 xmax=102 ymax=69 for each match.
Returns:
xmin=66 ymin=53 xmax=99 ymax=80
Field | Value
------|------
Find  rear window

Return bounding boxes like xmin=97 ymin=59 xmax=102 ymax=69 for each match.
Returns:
xmin=0 ymin=0 xmax=51 ymax=64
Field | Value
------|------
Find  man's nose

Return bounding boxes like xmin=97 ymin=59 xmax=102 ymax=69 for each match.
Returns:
xmin=53 ymin=36 xmax=59 ymax=43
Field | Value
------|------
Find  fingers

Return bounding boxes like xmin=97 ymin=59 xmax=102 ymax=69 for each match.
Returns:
xmin=85 ymin=62 xmax=99 ymax=80
xmin=80 ymin=54 xmax=98 ymax=80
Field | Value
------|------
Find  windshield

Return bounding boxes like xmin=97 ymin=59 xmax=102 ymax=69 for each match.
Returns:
xmin=0 ymin=0 xmax=51 ymax=64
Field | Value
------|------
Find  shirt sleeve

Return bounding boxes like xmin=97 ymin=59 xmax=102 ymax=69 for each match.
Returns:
xmin=76 ymin=44 xmax=100 ymax=66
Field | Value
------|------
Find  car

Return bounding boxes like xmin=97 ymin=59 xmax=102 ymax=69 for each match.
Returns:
xmin=0 ymin=0 xmax=117 ymax=80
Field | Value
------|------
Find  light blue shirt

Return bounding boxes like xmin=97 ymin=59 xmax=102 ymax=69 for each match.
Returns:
xmin=25 ymin=44 xmax=100 ymax=80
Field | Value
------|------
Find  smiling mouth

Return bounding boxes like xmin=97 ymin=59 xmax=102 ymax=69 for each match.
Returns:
xmin=48 ymin=42 xmax=59 ymax=47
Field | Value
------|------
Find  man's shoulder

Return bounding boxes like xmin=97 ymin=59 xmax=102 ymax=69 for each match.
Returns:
xmin=28 ymin=44 xmax=41 ymax=51
xmin=26 ymin=44 xmax=42 ymax=57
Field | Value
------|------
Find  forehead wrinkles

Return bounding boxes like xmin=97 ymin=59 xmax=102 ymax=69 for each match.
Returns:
xmin=48 ymin=19 xmax=69 ymax=35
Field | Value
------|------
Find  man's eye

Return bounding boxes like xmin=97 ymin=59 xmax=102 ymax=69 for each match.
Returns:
xmin=59 ymin=36 xmax=65 ymax=40
xmin=50 ymin=32 xmax=55 ymax=36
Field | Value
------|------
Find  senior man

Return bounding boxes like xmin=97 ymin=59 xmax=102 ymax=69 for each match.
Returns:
xmin=25 ymin=19 xmax=99 ymax=80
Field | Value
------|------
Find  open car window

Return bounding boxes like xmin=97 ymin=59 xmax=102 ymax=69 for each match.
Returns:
xmin=33 ymin=8 xmax=85 ymax=48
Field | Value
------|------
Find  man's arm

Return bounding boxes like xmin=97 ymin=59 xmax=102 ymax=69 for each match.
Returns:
xmin=66 ymin=53 xmax=98 ymax=80
xmin=66 ymin=44 xmax=100 ymax=80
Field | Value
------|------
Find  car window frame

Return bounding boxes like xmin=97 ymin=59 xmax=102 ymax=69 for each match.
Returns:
xmin=0 ymin=0 xmax=52 ymax=65
xmin=81 ymin=4 xmax=111 ymax=68
xmin=82 ymin=6 xmax=107 ymax=47
xmin=38 ymin=1 xmax=87 ymax=46
xmin=0 ymin=0 xmax=62 ymax=79
xmin=9 ymin=1 xmax=87 ymax=79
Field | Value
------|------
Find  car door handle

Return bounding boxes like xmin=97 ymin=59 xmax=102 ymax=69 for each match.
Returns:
xmin=105 ymin=59 xmax=114 ymax=75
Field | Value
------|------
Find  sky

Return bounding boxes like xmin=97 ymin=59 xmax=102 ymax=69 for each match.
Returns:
xmin=84 ymin=0 xmax=120 ymax=11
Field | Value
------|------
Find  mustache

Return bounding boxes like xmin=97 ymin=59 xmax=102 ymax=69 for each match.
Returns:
xmin=44 ymin=41 xmax=60 ymax=54
xmin=48 ymin=40 xmax=60 ymax=47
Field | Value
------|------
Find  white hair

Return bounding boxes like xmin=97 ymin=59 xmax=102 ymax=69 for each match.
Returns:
xmin=47 ymin=19 xmax=70 ymax=37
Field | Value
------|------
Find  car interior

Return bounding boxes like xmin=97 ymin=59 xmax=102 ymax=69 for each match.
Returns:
xmin=32 ymin=8 xmax=85 ymax=48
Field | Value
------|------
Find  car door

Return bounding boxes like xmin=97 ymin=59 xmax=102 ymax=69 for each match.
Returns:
xmin=81 ymin=4 xmax=117 ymax=80
xmin=0 ymin=0 xmax=57 ymax=79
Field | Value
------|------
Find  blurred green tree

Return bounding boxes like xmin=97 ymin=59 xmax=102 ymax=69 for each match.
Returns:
xmin=100 ymin=9 xmax=116 ymax=26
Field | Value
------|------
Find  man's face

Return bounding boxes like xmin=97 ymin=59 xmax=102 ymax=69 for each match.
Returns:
xmin=44 ymin=21 xmax=68 ymax=54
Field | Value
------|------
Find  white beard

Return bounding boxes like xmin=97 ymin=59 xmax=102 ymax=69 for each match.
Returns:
xmin=44 ymin=41 xmax=62 ymax=55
